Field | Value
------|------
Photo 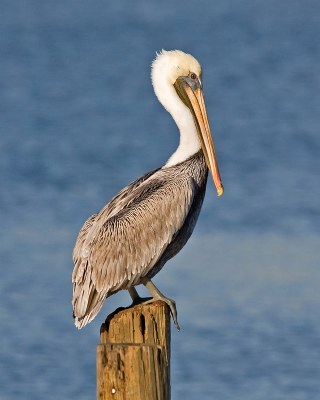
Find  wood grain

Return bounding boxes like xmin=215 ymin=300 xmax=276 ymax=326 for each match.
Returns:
xmin=97 ymin=301 xmax=171 ymax=400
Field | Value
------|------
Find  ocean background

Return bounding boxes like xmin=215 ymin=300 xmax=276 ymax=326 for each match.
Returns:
xmin=1 ymin=0 xmax=319 ymax=399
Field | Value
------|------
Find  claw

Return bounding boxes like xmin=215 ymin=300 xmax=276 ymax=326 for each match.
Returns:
xmin=164 ymin=298 xmax=180 ymax=330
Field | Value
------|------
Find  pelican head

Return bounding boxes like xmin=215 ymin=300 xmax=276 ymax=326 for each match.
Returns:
xmin=151 ymin=50 xmax=223 ymax=196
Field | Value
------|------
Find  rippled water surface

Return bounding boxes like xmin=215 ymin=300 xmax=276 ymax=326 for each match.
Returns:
xmin=1 ymin=1 xmax=319 ymax=399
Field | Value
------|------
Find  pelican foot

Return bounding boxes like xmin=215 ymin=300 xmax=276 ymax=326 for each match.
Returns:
xmin=144 ymin=294 xmax=180 ymax=331
xmin=141 ymin=277 xmax=180 ymax=331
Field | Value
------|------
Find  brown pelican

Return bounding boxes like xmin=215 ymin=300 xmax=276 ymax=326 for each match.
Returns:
xmin=72 ymin=50 xmax=223 ymax=330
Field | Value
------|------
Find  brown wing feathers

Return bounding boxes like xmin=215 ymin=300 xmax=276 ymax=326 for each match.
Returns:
xmin=72 ymin=170 xmax=194 ymax=328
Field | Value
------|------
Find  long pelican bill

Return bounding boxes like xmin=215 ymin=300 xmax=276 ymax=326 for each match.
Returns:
xmin=174 ymin=77 xmax=224 ymax=196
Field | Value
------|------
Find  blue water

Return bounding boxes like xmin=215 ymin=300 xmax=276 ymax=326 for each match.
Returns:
xmin=1 ymin=1 xmax=319 ymax=399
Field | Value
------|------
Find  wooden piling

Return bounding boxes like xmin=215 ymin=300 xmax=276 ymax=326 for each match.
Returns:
xmin=97 ymin=301 xmax=171 ymax=400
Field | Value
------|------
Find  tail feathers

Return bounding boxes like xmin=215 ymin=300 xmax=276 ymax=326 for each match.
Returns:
xmin=72 ymin=257 xmax=109 ymax=329
xmin=72 ymin=280 xmax=108 ymax=329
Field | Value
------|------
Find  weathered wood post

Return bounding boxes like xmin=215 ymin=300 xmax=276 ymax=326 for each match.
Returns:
xmin=97 ymin=301 xmax=171 ymax=400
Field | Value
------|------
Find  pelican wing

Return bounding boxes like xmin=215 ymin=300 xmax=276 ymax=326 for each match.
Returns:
xmin=72 ymin=168 xmax=159 ymax=275
xmin=72 ymin=169 xmax=195 ymax=327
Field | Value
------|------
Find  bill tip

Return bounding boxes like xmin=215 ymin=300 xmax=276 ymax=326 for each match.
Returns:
xmin=217 ymin=185 xmax=224 ymax=197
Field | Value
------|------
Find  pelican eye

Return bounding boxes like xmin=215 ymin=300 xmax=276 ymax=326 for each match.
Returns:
xmin=190 ymin=72 xmax=197 ymax=80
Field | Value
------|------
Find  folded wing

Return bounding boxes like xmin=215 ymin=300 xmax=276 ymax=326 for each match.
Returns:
xmin=72 ymin=169 xmax=195 ymax=328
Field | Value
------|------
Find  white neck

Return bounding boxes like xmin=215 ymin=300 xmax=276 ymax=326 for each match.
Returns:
xmin=165 ymin=122 xmax=201 ymax=167
xmin=150 ymin=50 xmax=204 ymax=167
xmin=153 ymin=79 xmax=201 ymax=168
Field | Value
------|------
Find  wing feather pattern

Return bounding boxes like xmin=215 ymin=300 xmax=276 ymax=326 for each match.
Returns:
xmin=72 ymin=169 xmax=195 ymax=328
